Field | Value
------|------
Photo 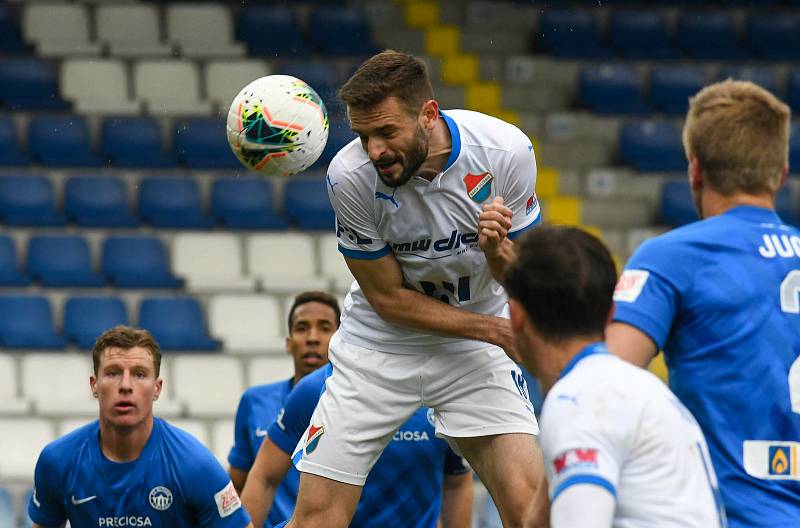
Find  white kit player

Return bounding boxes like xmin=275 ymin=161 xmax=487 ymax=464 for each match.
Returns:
xmin=285 ymin=50 xmax=547 ymax=528
xmin=505 ymin=225 xmax=727 ymax=528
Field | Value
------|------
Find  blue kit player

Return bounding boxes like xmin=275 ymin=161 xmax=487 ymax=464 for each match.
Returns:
xmin=607 ymin=80 xmax=800 ymax=526
xmin=28 ymin=325 xmax=253 ymax=528
xmin=227 ymin=292 xmax=340 ymax=525
xmin=240 ymin=363 xmax=473 ymax=528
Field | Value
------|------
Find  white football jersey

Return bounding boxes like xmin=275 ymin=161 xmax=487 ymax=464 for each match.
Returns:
xmin=542 ymin=344 xmax=726 ymax=528
xmin=326 ymin=109 xmax=540 ymax=354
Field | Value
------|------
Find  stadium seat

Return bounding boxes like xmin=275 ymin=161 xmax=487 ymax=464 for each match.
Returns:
xmin=61 ymin=59 xmax=140 ymax=115
xmin=677 ymin=12 xmax=744 ymax=60
xmin=0 ymin=175 xmax=65 ymax=226
xmin=138 ymin=297 xmax=220 ymax=351
xmin=775 ymin=186 xmax=797 ymax=226
xmin=307 ymin=6 xmax=376 ymax=56
xmin=27 ymin=235 xmax=104 ymax=288
xmin=211 ymin=177 xmax=287 ymax=229
xmin=21 ymin=354 xmax=96 ymax=416
xmin=173 ymin=118 xmax=241 ymax=169
xmin=619 ymin=121 xmax=686 ymax=172
xmin=578 ymin=64 xmax=648 ymax=114
xmin=102 ymin=236 xmax=183 ymax=289
xmin=172 ymin=233 xmax=256 ymax=292
xmin=0 ymin=419 xmax=54 ymax=480
xmin=208 ymin=294 xmax=285 ymax=352
xmin=788 ymin=72 xmax=800 ymax=113
xmin=237 ymin=7 xmax=308 ymax=56
xmin=171 ymin=356 xmax=242 ymax=417
xmin=747 ymin=13 xmax=800 ymax=60
xmin=0 ymin=58 xmax=66 ymax=110
xmin=650 ymin=66 xmax=708 ymax=115
xmin=609 ymin=11 xmax=677 ymax=59
xmin=790 ymin=122 xmax=800 ymax=170
xmin=0 ymin=235 xmax=29 ymax=287
xmin=28 ymin=116 xmax=103 ymax=167
xmin=0 ymin=5 xmax=27 ymax=53
xmin=138 ymin=177 xmax=214 ymax=229
xmin=718 ymin=67 xmax=781 ymax=96
xmin=21 ymin=489 xmax=34 ymax=528
xmin=659 ymin=180 xmax=697 ymax=227
xmin=63 ymin=297 xmax=129 ymax=349
xmin=0 ymin=296 xmax=66 ymax=349
xmin=0 ymin=486 xmax=13 ymax=528
xmin=248 ymin=356 xmax=295 ymax=387
xmin=319 ymin=233 xmax=354 ymax=294
xmin=166 ymin=4 xmax=245 ymax=58
xmin=206 ymin=59 xmax=272 ymax=111
xmin=537 ymin=10 xmax=609 ymax=58
xmin=312 ymin=116 xmax=356 ymax=170
xmin=65 ymin=175 xmax=139 ymax=227
xmin=96 ymin=4 xmax=172 ymax=57
xmin=211 ymin=419 xmax=234 ymax=466
xmin=284 ymin=178 xmax=336 ymax=230
xmin=170 ymin=419 xmax=209 ymax=447
xmin=0 ymin=116 xmax=28 ymax=165
xmin=22 ymin=3 xmax=100 ymax=57
xmin=134 ymin=60 xmax=213 ymax=116
xmin=0 ymin=354 xmax=30 ymax=416
xmin=247 ymin=233 xmax=328 ymax=293
xmin=101 ymin=117 xmax=175 ymax=168
xmin=279 ymin=62 xmax=341 ymax=113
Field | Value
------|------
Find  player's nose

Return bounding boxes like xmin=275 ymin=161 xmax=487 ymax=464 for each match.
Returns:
xmin=366 ymin=137 xmax=387 ymax=161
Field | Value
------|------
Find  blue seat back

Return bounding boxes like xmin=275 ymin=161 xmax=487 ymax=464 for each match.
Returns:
xmin=138 ymin=177 xmax=212 ymax=228
xmin=659 ymin=180 xmax=697 ymax=226
xmin=102 ymin=117 xmax=173 ymax=168
xmin=64 ymin=296 xmax=129 ymax=348
xmin=173 ymin=118 xmax=240 ymax=169
xmin=0 ymin=58 xmax=65 ymax=109
xmin=619 ymin=121 xmax=686 ymax=172
xmin=0 ymin=295 xmax=64 ymax=348
xmin=650 ymin=66 xmax=708 ymax=115
xmin=718 ymin=67 xmax=781 ymax=96
xmin=211 ymin=178 xmax=286 ymax=229
xmin=579 ymin=64 xmax=645 ymax=114
xmin=747 ymin=14 xmax=800 ymax=60
xmin=0 ymin=116 xmax=26 ymax=165
xmin=65 ymin=176 xmax=137 ymax=227
xmin=0 ymin=5 xmax=26 ymax=52
xmin=0 ymin=175 xmax=64 ymax=226
xmin=237 ymin=7 xmax=307 ymax=56
xmin=28 ymin=116 xmax=101 ymax=167
xmin=677 ymin=12 xmax=742 ymax=60
xmin=102 ymin=236 xmax=181 ymax=288
xmin=27 ymin=235 xmax=94 ymax=278
xmin=538 ymin=10 xmax=607 ymax=58
xmin=308 ymin=6 xmax=374 ymax=56
xmin=139 ymin=297 xmax=218 ymax=351
xmin=609 ymin=11 xmax=675 ymax=58
xmin=284 ymin=177 xmax=335 ymax=230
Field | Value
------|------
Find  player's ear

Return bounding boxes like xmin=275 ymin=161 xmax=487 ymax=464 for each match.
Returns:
xmin=420 ymin=99 xmax=439 ymax=128
xmin=509 ymin=298 xmax=526 ymax=332
xmin=89 ymin=374 xmax=98 ymax=398
xmin=153 ymin=377 xmax=163 ymax=400
xmin=688 ymin=156 xmax=704 ymax=191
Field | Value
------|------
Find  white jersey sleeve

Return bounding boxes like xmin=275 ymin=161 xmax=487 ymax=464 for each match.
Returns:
xmin=551 ymin=484 xmax=615 ymax=528
xmin=498 ymin=129 xmax=540 ymax=240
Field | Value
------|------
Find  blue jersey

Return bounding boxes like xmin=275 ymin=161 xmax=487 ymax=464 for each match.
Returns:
xmin=229 ymin=379 xmax=298 ymax=527
xmin=613 ymin=206 xmax=800 ymax=527
xmin=29 ymin=417 xmax=251 ymax=528
xmin=267 ymin=365 xmax=469 ymax=528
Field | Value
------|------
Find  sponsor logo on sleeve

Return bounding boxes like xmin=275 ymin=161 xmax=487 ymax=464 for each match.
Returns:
xmin=526 ymin=194 xmax=538 ymax=216
xmin=553 ymin=448 xmax=598 ymax=476
xmin=214 ymin=481 xmax=242 ymax=518
xmin=613 ymin=270 xmax=650 ymax=303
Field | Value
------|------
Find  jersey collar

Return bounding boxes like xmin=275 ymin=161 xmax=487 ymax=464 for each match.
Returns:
xmin=558 ymin=341 xmax=609 ymax=380
xmin=439 ymin=110 xmax=461 ymax=172
xmin=92 ymin=416 xmax=163 ymax=492
xmin=723 ymin=204 xmax=782 ymax=224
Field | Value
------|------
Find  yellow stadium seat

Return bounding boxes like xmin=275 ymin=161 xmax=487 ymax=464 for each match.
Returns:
xmin=648 ymin=352 xmax=669 ymax=383
xmin=492 ymin=109 xmax=519 ymax=126
xmin=425 ymin=26 xmax=460 ymax=56
xmin=542 ymin=195 xmax=582 ymax=225
xmin=581 ymin=225 xmax=603 ymax=239
xmin=535 ymin=166 xmax=559 ymax=198
xmin=465 ymin=81 xmax=501 ymax=113
xmin=442 ymin=54 xmax=478 ymax=85
xmin=405 ymin=1 xmax=439 ymax=29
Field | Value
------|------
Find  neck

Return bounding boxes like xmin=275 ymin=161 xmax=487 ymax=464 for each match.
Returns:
xmin=700 ymin=188 xmax=774 ymax=218
xmin=416 ymin=116 xmax=452 ymax=181
xmin=99 ymin=415 xmax=154 ymax=462
xmin=539 ymin=336 xmax=603 ymax=394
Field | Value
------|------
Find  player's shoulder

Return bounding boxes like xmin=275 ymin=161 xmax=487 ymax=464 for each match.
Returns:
xmin=444 ymin=109 xmax=529 ymax=152
xmin=159 ymin=417 xmax=212 ymax=455
xmin=329 ymin=137 xmax=371 ymax=176
xmin=39 ymin=420 xmax=98 ymax=470
xmin=241 ymin=378 xmax=291 ymax=403
xmin=292 ymin=364 xmax=331 ymax=398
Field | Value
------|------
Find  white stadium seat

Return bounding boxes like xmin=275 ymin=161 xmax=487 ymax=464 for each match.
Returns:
xmin=319 ymin=234 xmax=356 ymax=294
xmin=21 ymin=354 xmax=96 ymax=417
xmin=246 ymin=233 xmax=328 ymax=294
xmin=58 ymin=418 xmax=93 ymax=437
xmin=211 ymin=419 xmax=234 ymax=467
xmin=0 ymin=355 xmax=29 ymax=416
xmin=209 ymin=294 xmax=285 ymax=353
xmin=134 ymin=60 xmax=213 ymax=116
xmin=247 ymin=355 xmax=294 ymax=387
xmin=166 ymin=4 xmax=245 ymax=58
xmin=0 ymin=418 xmax=54 ymax=480
xmin=22 ymin=4 xmax=100 ymax=57
xmin=172 ymin=233 xmax=257 ymax=292
xmin=171 ymin=355 xmax=243 ymax=418
xmin=206 ymin=59 xmax=272 ymax=110
xmin=61 ymin=59 xmax=141 ymax=115
xmin=96 ymin=4 xmax=173 ymax=57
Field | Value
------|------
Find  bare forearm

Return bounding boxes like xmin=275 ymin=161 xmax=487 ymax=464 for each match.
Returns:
xmin=440 ymin=474 xmax=473 ymax=528
xmin=485 ymin=238 xmax=517 ymax=284
xmin=241 ymin=478 xmax=276 ymax=528
xmin=229 ymin=467 xmax=248 ymax=494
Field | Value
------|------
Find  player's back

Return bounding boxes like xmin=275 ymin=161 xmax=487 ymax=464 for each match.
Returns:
xmin=542 ymin=348 xmax=725 ymax=527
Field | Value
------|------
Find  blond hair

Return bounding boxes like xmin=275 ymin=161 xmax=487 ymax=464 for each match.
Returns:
xmin=682 ymin=79 xmax=790 ymax=196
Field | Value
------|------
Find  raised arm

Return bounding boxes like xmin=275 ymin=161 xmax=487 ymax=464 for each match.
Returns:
xmin=240 ymin=436 xmax=293 ymax=528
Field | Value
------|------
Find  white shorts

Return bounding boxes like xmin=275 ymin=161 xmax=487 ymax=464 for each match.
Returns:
xmin=293 ymin=333 xmax=539 ymax=485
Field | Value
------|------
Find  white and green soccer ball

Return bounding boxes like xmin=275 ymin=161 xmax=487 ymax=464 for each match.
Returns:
xmin=227 ymin=75 xmax=329 ymax=176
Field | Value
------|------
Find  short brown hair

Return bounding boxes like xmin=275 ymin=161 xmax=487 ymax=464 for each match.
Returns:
xmin=287 ymin=291 xmax=341 ymax=333
xmin=682 ymin=79 xmax=790 ymax=196
xmin=92 ymin=325 xmax=162 ymax=377
xmin=338 ymin=50 xmax=434 ymax=114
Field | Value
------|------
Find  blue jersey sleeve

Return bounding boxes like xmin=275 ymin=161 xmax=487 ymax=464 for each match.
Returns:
xmin=228 ymin=391 xmax=254 ymax=470
xmin=183 ymin=442 xmax=251 ymax=528
xmin=443 ymin=446 xmax=471 ymax=476
xmin=267 ymin=370 xmax=325 ymax=455
xmin=28 ymin=444 xmax=67 ymax=527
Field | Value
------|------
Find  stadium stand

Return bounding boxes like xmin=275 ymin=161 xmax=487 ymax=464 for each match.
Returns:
xmin=64 ymin=175 xmax=140 ymax=227
xmin=172 ymin=232 xmax=256 ymax=292
xmin=138 ymin=296 xmax=220 ymax=351
xmin=0 ymin=175 xmax=65 ymax=226
xmin=27 ymin=235 xmax=104 ymax=287
xmin=101 ymin=116 xmax=175 ymax=168
xmin=101 ymin=236 xmax=183 ymax=289
xmin=63 ymin=296 xmax=129 ymax=349
xmin=210 ymin=177 xmax=287 ymax=230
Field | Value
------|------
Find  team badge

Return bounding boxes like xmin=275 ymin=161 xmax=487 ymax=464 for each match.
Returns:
xmin=149 ymin=486 xmax=173 ymax=511
xmin=463 ymin=172 xmax=493 ymax=203
xmin=426 ymin=408 xmax=436 ymax=427
xmin=305 ymin=424 xmax=325 ymax=455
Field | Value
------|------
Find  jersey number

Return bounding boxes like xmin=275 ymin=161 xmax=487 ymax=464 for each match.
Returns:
xmin=779 ymin=270 xmax=800 ymax=414
xmin=419 ymin=276 xmax=471 ymax=304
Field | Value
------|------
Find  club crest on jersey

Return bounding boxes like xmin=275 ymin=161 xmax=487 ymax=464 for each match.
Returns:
xmin=305 ymin=424 xmax=325 ymax=455
xmin=148 ymin=486 xmax=173 ymax=511
xmin=463 ymin=172 xmax=493 ymax=203
xmin=553 ymin=447 xmax=598 ymax=475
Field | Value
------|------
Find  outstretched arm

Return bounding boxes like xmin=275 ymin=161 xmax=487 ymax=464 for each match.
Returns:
xmin=240 ymin=437 xmax=293 ymax=528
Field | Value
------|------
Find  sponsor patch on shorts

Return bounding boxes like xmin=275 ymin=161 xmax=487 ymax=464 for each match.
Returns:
xmin=613 ymin=269 xmax=650 ymax=303
xmin=214 ymin=481 xmax=242 ymax=518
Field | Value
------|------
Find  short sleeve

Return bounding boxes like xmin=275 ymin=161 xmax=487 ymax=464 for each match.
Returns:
xmin=500 ymin=130 xmax=540 ymax=240
xmin=185 ymin=445 xmax=251 ymax=528
xmin=443 ymin=445 xmax=471 ymax=475
xmin=327 ymin=159 xmax=390 ymax=260
xmin=227 ymin=393 xmax=253 ymax=470
xmin=267 ymin=373 xmax=323 ymax=455
xmin=28 ymin=445 xmax=67 ymax=527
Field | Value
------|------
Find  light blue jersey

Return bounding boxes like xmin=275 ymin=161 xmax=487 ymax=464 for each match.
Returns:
xmin=614 ymin=205 xmax=800 ymax=527
xmin=29 ymin=418 xmax=251 ymax=528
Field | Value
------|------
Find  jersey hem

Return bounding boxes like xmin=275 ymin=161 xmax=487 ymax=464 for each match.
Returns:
xmin=552 ymin=474 xmax=617 ymax=501
xmin=611 ymin=311 xmax=666 ymax=350
xmin=435 ymin=423 xmax=539 ymax=439
xmin=295 ymin=459 xmax=366 ymax=486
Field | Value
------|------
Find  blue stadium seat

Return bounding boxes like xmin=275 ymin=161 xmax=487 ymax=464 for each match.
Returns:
xmin=0 ymin=5 xmax=26 ymax=52
xmin=538 ymin=10 xmax=609 ymax=58
xmin=609 ymin=11 xmax=677 ymax=59
xmin=284 ymin=177 xmax=335 ymax=230
xmin=64 ymin=296 xmax=128 ymax=349
xmin=0 ymin=235 xmax=29 ymax=287
xmin=659 ymin=180 xmax=697 ymax=226
xmin=747 ymin=14 xmax=800 ymax=60
xmin=237 ymin=7 xmax=308 ymax=56
xmin=101 ymin=117 xmax=175 ymax=168
xmin=677 ymin=12 xmax=744 ymax=60
xmin=27 ymin=235 xmax=105 ymax=287
xmin=0 ymin=175 xmax=66 ymax=226
xmin=65 ymin=176 xmax=139 ymax=227
xmin=0 ymin=116 xmax=28 ymax=165
xmin=788 ymin=72 xmax=800 ymax=113
xmin=311 ymin=113 xmax=355 ymax=170
xmin=0 ymin=295 xmax=66 ymax=349
xmin=280 ymin=62 xmax=341 ymax=113
xmin=775 ymin=186 xmax=797 ymax=226
xmin=307 ymin=6 xmax=376 ymax=56
xmin=28 ymin=116 xmax=102 ymax=167
xmin=138 ymin=297 xmax=220 ymax=351
xmin=0 ymin=58 xmax=66 ymax=110
xmin=718 ymin=67 xmax=781 ymax=96
xmin=0 ymin=484 xmax=14 ymax=528
xmin=578 ymin=64 xmax=647 ymax=114
xmin=102 ymin=236 xmax=183 ymax=288
xmin=619 ymin=121 xmax=686 ymax=172
xmin=650 ymin=66 xmax=708 ymax=115
xmin=211 ymin=178 xmax=287 ymax=229
xmin=138 ymin=177 xmax=213 ymax=229
xmin=21 ymin=488 xmax=34 ymax=528
xmin=173 ymin=118 xmax=241 ymax=169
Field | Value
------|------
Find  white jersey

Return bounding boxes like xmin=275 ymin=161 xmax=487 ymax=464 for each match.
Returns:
xmin=327 ymin=109 xmax=540 ymax=354
xmin=542 ymin=343 xmax=726 ymax=528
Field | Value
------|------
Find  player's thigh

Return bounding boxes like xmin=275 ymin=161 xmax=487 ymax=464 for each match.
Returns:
xmin=289 ymin=472 xmax=363 ymax=528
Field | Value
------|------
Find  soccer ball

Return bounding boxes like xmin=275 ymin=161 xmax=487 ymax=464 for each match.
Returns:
xmin=226 ymin=75 xmax=329 ymax=176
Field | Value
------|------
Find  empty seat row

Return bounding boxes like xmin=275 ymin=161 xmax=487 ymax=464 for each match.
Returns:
xmin=538 ymin=9 xmax=800 ymax=60
xmin=0 ymin=174 xmax=335 ymax=230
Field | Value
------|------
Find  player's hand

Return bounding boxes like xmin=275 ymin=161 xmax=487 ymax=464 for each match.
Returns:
xmin=494 ymin=317 xmax=520 ymax=362
xmin=478 ymin=197 xmax=513 ymax=257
